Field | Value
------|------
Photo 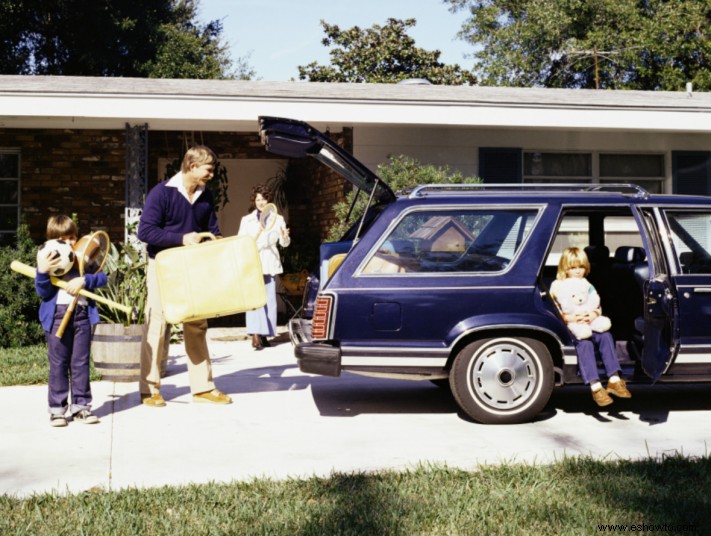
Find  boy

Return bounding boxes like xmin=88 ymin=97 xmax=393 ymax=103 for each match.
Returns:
xmin=35 ymin=215 xmax=107 ymax=427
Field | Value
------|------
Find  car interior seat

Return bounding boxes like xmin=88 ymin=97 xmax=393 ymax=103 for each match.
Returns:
xmin=584 ymin=245 xmax=611 ymax=305
xmin=608 ymin=246 xmax=647 ymax=342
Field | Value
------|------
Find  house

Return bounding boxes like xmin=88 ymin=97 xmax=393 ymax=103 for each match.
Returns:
xmin=409 ymin=216 xmax=474 ymax=252
xmin=1 ymin=75 xmax=710 ymax=252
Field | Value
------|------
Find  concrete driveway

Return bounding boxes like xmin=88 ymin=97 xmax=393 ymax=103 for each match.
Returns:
xmin=2 ymin=328 xmax=711 ymax=498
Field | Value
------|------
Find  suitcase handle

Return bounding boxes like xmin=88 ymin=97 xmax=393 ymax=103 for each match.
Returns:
xmin=195 ymin=232 xmax=221 ymax=242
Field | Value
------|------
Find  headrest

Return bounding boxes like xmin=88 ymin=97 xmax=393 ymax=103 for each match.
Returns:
xmin=390 ymin=239 xmax=415 ymax=255
xmin=584 ymin=245 xmax=610 ymax=262
xmin=679 ymin=251 xmax=694 ymax=265
xmin=614 ymin=246 xmax=646 ymax=263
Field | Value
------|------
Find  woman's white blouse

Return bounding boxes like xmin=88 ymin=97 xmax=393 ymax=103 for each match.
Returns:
xmin=237 ymin=210 xmax=291 ymax=275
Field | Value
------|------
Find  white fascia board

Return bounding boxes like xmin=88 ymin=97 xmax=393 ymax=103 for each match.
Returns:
xmin=0 ymin=93 xmax=709 ymax=133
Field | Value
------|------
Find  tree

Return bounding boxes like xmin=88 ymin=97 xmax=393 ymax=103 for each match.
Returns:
xmin=327 ymin=155 xmax=481 ymax=241
xmin=445 ymin=0 xmax=710 ymax=90
xmin=298 ymin=18 xmax=477 ymax=85
xmin=0 ymin=0 xmax=253 ymax=79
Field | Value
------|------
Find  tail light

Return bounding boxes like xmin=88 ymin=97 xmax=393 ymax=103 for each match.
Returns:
xmin=311 ymin=295 xmax=333 ymax=340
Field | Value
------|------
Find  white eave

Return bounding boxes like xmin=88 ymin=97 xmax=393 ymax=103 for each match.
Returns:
xmin=0 ymin=75 xmax=709 ymax=133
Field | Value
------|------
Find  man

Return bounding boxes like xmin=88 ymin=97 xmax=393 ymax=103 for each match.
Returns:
xmin=137 ymin=145 xmax=232 ymax=407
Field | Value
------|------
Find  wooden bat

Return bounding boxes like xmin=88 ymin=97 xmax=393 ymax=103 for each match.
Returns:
xmin=10 ymin=260 xmax=132 ymax=315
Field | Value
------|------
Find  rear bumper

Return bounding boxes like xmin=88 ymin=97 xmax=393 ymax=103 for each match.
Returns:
xmin=288 ymin=318 xmax=341 ymax=377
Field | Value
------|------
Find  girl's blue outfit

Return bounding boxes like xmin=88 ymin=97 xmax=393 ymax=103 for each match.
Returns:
xmin=35 ymin=268 xmax=107 ymax=415
xmin=575 ymin=331 xmax=620 ymax=384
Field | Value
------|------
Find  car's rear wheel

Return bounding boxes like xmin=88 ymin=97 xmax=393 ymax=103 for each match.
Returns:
xmin=450 ymin=336 xmax=553 ymax=424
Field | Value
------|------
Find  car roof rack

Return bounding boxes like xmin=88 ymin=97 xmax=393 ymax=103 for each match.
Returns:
xmin=407 ymin=183 xmax=649 ymax=199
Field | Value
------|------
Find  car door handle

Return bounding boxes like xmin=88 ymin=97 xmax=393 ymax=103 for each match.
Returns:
xmin=693 ymin=288 xmax=711 ymax=294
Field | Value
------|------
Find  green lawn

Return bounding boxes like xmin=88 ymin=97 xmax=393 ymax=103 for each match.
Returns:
xmin=1 ymin=458 xmax=709 ymax=534
xmin=0 ymin=344 xmax=100 ymax=386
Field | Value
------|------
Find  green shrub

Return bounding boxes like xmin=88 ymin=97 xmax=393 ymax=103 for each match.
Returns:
xmin=0 ymin=224 xmax=45 ymax=348
xmin=95 ymin=240 xmax=147 ymax=326
xmin=326 ymin=155 xmax=481 ymax=241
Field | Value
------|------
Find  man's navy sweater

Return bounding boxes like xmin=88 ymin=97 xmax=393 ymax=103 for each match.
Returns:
xmin=138 ymin=178 xmax=221 ymax=259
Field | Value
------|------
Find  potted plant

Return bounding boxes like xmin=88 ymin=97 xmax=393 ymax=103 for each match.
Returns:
xmin=91 ymin=240 xmax=148 ymax=382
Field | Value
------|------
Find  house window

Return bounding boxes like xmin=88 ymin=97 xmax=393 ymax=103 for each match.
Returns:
xmin=523 ymin=152 xmax=592 ymax=182
xmin=523 ymin=151 xmax=665 ymax=193
xmin=600 ymin=153 xmax=664 ymax=193
xmin=0 ymin=151 xmax=20 ymax=246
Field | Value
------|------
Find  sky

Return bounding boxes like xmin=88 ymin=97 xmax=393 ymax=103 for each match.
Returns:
xmin=196 ymin=0 xmax=474 ymax=81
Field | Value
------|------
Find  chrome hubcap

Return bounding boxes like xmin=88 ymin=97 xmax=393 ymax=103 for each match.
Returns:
xmin=469 ymin=341 xmax=537 ymax=410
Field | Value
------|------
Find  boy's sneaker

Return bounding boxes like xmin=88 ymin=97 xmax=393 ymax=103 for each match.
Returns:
xmin=72 ymin=409 xmax=99 ymax=424
xmin=50 ymin=415 xmax=68 ymax=427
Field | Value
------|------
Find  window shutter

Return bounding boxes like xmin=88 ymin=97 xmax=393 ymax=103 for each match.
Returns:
xmin=479 ymin=148 xmax=522 ymax=183
xmin=673 ymin=151 xmax=711 ymax=195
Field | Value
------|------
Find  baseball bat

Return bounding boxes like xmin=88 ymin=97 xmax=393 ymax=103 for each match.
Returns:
xmin=10 ymin=260 xmax=132 ymax=315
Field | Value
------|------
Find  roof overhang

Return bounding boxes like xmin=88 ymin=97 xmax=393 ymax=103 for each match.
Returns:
xmin=0 ymin=75 xmax=709 ymax=133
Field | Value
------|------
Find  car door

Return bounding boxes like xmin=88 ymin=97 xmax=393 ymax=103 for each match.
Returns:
xmin=637 ymin=208 xmax=677 ymax=381
xmin=659 ymin=208 xmax=711 ymax=374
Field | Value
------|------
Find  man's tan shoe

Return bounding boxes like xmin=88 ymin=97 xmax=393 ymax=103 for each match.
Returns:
xmin=141 ymin=393 xmax=167 ymax=407
xmin=592 ymin=388 xmax=613 ymax=407
xmin=607 ymin=379 xmax=632 ymax=399
xmin=193 ymin=389 xmax=232 ymax=404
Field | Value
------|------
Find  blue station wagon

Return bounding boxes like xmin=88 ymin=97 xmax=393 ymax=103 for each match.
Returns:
xmin=260 ymin=116 xmax=711 ymax=424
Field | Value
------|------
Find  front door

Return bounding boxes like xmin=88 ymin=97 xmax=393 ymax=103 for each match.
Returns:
xmin=660 ymin=209 xmax=711 ymax=373
xmin=638 ymin=208 xmax=675 ymax=381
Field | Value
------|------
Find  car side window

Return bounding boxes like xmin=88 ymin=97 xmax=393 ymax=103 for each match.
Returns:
xmin=361 ymin=208 xmax=538 ymax=274
xmin=665 ymin=211 xmax=711 ymax=274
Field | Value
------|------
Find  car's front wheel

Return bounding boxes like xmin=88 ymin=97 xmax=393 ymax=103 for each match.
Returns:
xmin=450 ymin=336 xmax=553 ymax=424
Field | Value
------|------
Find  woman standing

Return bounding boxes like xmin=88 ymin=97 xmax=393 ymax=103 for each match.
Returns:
xmin=238 ymin=184 xmax=290 ymax=350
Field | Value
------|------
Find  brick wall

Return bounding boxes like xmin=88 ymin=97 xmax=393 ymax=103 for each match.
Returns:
xmin=0 ymin=128 xmax=126 ymax=242
xmin=0 ymin=127 xmax=352 ymax=246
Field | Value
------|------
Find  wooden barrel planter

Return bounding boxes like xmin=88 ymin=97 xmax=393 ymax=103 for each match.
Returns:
xmin=91 ymin=323 xmax=145 ymax=382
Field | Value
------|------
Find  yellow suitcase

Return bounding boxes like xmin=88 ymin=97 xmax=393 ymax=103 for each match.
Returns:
xmin=155 ymin=234 xmax=266 ymax=324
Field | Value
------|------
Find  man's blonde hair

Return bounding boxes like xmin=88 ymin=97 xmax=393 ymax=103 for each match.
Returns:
xmin=181 ymin=145 xmax=217 ymax=173
xmin=556 ymin=246 xmax=590 ymax=280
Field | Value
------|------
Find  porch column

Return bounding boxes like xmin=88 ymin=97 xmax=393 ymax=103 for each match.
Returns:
xmin=125 ymin=123 xmax=148 ymax=248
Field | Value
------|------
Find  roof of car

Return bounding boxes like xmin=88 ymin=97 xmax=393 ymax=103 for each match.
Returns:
xmin=396 ymin=184 xmax=711 ymax=206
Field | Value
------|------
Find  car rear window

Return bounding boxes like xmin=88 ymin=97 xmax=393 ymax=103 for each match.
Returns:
xmin=361 ymin=208 xmax=538 ymax=274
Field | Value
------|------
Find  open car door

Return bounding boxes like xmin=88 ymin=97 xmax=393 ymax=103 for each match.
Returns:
xmin=638 ymin=208 xmax=677 ymax=381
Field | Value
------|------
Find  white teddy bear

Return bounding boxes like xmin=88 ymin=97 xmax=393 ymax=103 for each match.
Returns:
xmin=551 ymin=277 xmax=612 ymax=340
